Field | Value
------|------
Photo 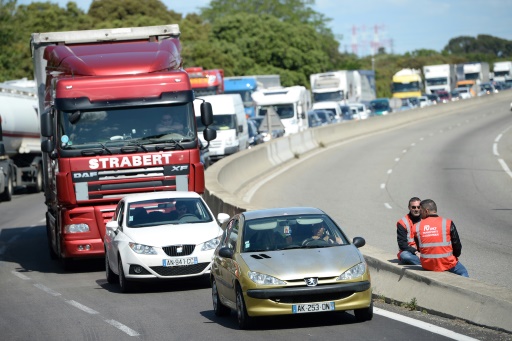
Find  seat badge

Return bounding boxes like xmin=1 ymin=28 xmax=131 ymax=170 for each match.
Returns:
xmin=176 ymin=245 xmax=183 ymax=253
xmin=304 ymin=278 xmax=318 ymax=286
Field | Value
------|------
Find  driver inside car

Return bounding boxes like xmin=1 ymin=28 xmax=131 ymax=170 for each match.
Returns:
xmin=304 ymin=223 xmax=342 ymax=245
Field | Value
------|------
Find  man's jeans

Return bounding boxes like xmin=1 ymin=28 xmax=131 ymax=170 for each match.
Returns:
xmin=447 ymin=261 xmax=469 ymax=277
xmin=399 ymin=251 xmax=421 ymax=265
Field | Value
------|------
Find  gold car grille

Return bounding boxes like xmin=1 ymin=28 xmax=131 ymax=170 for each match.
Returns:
xmin=270 ymin=290 xmax=354 ymax=304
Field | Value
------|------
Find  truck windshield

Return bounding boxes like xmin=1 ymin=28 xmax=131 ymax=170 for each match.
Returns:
xmin=425 ymin=77 xmax=447 ymax=86
xmin=224 ymin=90 xmax=253 ymax=104
xmin=58 ymin=103 xmax=196 ymax=148
xmin=392 ymin=81 xmax=421 ymax=92
xmin=313 ymin=91 xmax=344 ymax=103
xmin=257 ymin=104 xmax=294 ymax=119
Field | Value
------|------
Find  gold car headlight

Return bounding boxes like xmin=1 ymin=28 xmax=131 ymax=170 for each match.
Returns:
xmin=248 ymin=271 xmax=286 ymax=285
xmin=337 ymin=262 xmax=366 ymax=280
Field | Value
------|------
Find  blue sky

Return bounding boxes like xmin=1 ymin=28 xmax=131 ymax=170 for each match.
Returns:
xmin=17 ymin=0 xmax=512 ymax=56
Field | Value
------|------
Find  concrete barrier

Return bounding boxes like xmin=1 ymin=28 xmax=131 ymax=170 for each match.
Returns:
xmin=204 ymin=92 xmax=512 ymax=332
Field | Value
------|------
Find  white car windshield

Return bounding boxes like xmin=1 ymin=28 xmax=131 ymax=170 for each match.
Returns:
xmin=127 ymin=198 xmax=213 ymax=227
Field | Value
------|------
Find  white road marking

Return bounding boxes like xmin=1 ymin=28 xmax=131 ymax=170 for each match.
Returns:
xmin=493 ymin=143 xmax=499 ymax=156
xmin=384 ymin=203 xmax=392 ymax=209
xmin=11 ymin=271 xmax=30 ymax=280
xmin=387 ymin=169 xmax=392 ymax=174
xmin=66 ymin=300 xmax=99 ymax=314
xmin=395 ymin=157 xmax=400 ymax=162
xmin=105 ymin=320 xmax=140 ymax=337
xmin=380 ymin=183 xmax=386 ymax=189
xmin=375 ymin=307 xmax=479 ymax=341
xmin=34 ymin=283 xmax=61 ymax=296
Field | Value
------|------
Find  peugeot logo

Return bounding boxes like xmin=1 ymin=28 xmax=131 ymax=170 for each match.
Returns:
xmin=304 ymin=278 xmax=318 ymax=287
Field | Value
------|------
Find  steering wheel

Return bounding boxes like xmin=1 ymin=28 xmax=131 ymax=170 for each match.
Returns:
xmin=302 ymin=238 xmax=330 ymax=247
xmin=178 ymin=214 xmax=199 ymax=223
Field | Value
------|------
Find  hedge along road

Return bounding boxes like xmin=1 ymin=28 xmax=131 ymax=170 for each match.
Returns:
xmin=204 ymin=91 xmax=512 ymax=331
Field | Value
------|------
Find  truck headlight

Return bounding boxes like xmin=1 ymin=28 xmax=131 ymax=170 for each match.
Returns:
xmin=65 ymin=223 xmax=90 ymax=233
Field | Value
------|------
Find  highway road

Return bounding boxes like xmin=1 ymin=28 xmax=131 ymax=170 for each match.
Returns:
xmin=1 ymin=98 xmax=511 ymax=340
xmin=249 ymin=96 xmax=512 ymax=291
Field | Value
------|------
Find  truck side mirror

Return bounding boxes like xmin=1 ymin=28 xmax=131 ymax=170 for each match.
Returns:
xmin=41 ymin=139 xmax=55 ymax=154
xmin=238 ymin=125 xmax=243 ymax=133
xmin=203 ymin=127 xmax=216 ymax=142
xmin=200 ymin=102 xmax=213 ymax=126
xmin=40 ymin=111 xmax=53 ymax=137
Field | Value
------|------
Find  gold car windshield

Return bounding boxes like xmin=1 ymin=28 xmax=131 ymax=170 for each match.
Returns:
xmin=242 ymin=215 xmax=348 ymax=252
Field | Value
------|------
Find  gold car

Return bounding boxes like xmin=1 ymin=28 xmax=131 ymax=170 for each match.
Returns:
xmin=211 ymin=207 xmax=372 ymax=329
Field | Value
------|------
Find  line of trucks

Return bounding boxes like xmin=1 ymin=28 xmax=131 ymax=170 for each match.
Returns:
xmin=5 ymin=23 xmax=510 ymax=267
xmin=392 ymin=61 xmax=512 ymax=100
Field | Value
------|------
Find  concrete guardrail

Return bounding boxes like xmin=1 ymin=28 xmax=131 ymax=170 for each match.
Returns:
xmin=203 ymin=92 xmax=512 ymax=332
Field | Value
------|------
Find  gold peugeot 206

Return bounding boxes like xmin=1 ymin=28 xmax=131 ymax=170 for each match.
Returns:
xmin=210 ymin=207 xmax=372 ymax=329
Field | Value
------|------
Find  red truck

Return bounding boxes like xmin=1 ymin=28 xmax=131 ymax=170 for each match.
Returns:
xmin=185 ymin=67 xmax=225 ymax=96
xmin=30 ymin=25 xmax=216 ymax=267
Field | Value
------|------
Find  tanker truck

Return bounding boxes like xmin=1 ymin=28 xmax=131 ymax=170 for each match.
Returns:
xmin=31 ymin=25 xmax=216 ymax=266
xmin=0 ymin=80 xmax=42 ymax=201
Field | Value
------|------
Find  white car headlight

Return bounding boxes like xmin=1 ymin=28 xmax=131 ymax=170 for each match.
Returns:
xmin=65 ymin=223 xmax=90 ymax=233
xmin=201 ymin=236 xmax=221 ymax=251
xmin=129 ymin=242 xmax=157 ymax=255
xmin=337 ymin=262 xmax=366 ymax=280
xmin=248 ymin=271 xmax=286 ymax=285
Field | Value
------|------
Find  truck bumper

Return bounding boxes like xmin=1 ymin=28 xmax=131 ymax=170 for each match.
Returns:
xmin=62 ymin=238 xmax=105 ymax=258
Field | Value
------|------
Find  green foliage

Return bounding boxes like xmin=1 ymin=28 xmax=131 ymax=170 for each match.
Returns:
xmin=1 ymin=0 xmax=511 ymax=97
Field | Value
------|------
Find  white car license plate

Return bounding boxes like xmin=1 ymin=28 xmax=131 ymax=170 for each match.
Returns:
xmin=162 ymin=257 xmax=198 ymax=267
xmin=292 ymin=302 xmax=335 ymax=314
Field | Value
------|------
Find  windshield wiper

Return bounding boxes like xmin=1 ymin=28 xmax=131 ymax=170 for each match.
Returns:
xmin=80 ymin=142 xmax=113 ymax=156
xmin=125 ymin=140 xmax=148 ymax=152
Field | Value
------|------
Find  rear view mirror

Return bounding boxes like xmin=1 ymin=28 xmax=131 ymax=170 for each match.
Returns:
xmin=201 ymin=102 xmax=213 ymax=126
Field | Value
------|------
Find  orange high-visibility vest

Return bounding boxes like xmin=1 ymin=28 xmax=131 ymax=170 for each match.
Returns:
xmin=414 ymin=217 xmax=457 ymax=271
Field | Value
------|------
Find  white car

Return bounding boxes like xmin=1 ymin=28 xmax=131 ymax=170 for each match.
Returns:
xmin=104 ymin=191 xmax=230 ymax=292
xmin=348 ymin=103 xmax=371 ymax=120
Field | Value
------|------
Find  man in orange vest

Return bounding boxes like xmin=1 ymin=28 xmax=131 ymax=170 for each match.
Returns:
xmin=413 ymin=199 xmax=469 ymax=277
xmin=396 ymin=197 xmax=421 ymax=265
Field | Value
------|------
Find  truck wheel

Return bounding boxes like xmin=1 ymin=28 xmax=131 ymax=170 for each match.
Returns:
xmin=28 ymin=165 xmax=43 ymax=193
xmin=0 ymin=174 xmax=13 ymax=202
xmin=46 ymin=221 xmax=58 ymax=260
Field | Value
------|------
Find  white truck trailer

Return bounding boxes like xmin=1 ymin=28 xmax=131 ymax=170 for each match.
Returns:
xmin=463 ymin=62 xmax=490 ymax=85
xmin=310 ymin=71 xmax=354 ymax=105
xmin=0 ymin=80 xmax=42 ymax=201
xmin=493 ymin=61 xmax=512 ymax=83
xmin=423 ymin=64 xmax=457 ymax=94
xmin=252 ymin=86 xmax=310 ymax=136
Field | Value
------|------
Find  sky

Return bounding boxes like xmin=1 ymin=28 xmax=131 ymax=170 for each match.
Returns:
xmin=16 ymin=0 xmax=512 ymax=56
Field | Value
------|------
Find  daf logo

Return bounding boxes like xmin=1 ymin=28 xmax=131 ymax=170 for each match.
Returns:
xmin=73 ymin=172 xmax=98 ymax=179
xmin=304 ymin=278 xmax=318 ymax=287
xmin=171 ymin=165 xmax=188 ymax=171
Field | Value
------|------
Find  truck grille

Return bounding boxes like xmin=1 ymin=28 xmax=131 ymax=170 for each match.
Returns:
xmin=72 ymin=165 xmax=189 ymax=202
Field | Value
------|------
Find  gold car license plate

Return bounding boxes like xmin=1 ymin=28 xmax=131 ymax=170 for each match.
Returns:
xmin=292 ymin=302 xmax=335 ymax=314
xmin=162 ymin=257 xmax=198 ymax=267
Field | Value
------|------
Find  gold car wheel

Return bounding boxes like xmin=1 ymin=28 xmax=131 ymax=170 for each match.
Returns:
xmin=236 ymin=285 xmax=252 ymax=329
xmin=212 ymin=278 xmax=230 ymax=316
